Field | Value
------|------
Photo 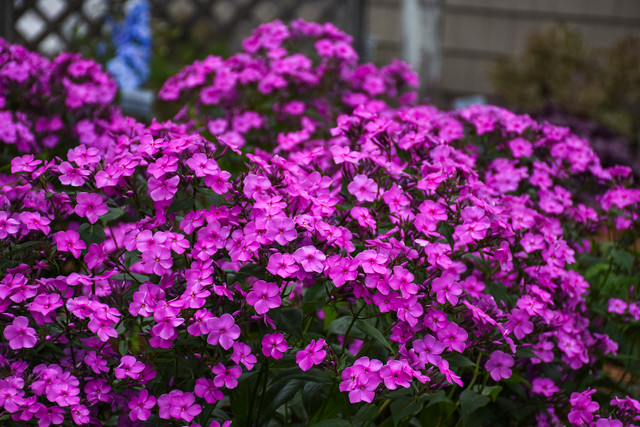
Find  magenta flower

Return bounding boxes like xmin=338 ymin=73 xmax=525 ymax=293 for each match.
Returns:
xmin=57 ymin=161 xmax=89 ymax=186
xmin=347 ymin=174 xmax=378 ymax=202
xmin=262 ymin=333 xmax=289 ymax=359
xmin=608 ymin=298 xmax=628 ymax=315
xmin=246 ymin=280 xmax=281 ymax=314
xmin=212 ymin=363 xmax=242 ymax=389
xmin=194 ymin=378 xmax=223 ymax=404
xmin=437 ymin=322 xmax=468 ymax=353
xmin=485 ymin=350 xmax=514 ymax=381
xmin=531 ymin=377 xmax=559 ymax=397
xmin=206 ymin=313 xmax=241 ymax=350
xmin=266 ymin=252 xmax=299 ymax=278
xmin=54 ymin=230 xmax=86 ymax=258
xmin=3 ymin=316 xmax=37 ymax=349
xmin=128 ymin=389 xmax=156 ymax=422
xmin=169 ymin=391 xmax=202 ymax=422
xmin=74 ymin=192 xmax=108 ymax=224
xmin=114 ymin=355 xmax=145 ymax=379
xmin=293 ymin=245 xmax=326 ymax=273
xmin=148 ymin=175 xmax=180 ymax=201
xmin=568 ymin=388 xmax=599 ymax=425
xmin=380 ymin=360 xmax=413 ymax=390
xmin=296 ymin=339 xmax=327 ymax=371
xmin=265 ymin=217 xmax=297 ymax=244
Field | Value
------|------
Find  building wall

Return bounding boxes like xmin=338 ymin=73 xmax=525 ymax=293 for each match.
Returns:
xmin=366 ymin=0 xmax=640 ymax=98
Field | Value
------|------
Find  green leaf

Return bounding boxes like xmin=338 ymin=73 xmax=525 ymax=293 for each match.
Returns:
xmin=303 ymin=283 xmax=327 ymax=315
xmin=310 ymin=419 xmax=351 ymax=427
xmin=460 ymin=389 xmax=490 ymax=426
xmin=480 ymin=385 xmax=503 ymax=402
xmin=328 ymin=316 xmax=364 ymax=340
xmin=352 ymin=404 xmax=378 ymax=425
xmin=438 ymin=222 xmax=455 ymax=250
xmin=101 ymin=205 xmax=126 ymax=223
xmin=78 ymin=223 xmax=105 ymax=245
xmin=260 ymin=379 xmax=304 ymax=421
xmin=230 ymin=371 xmax=259 ymax=426
xmin=445 ymin=353 xmax=475 ymax=368
xmin=356 ymin=319 xmax=393 ymax=352
xmin=611 ymin=249 xmax=635 ymax=273
xmin=271 ymin=308 xmax=303 ymax=338
xmin=111 ymin=272 xmax=150 ymax=284
xmin=232 ymin=264 xmax=266 ymax=283
xmin=390 ymin=396 xmax=423 ymax=425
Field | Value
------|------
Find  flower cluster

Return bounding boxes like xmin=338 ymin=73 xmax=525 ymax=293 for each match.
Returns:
xmin=159 ymin=19 xmax=418 ymax=154
xmin=0 ymin=38 xmax=119 ymax=156
xmin=1 ymin=20 xmax=640 ymax=426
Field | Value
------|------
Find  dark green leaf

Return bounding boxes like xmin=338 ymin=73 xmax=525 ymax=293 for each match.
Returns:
xmin=356 ymin=319 xmax=393 ymax=352
xmin=101 ymin=205 xmax=126 ymax=223
xmin=310 ymin=419 xmax=351 ymax=427
xmin=611 ymin=249 xmax=635 ymax=273
xmin=78 ymin=223 xmax=105 ymax=245
xmin=260 ymin=379 xmax=304 ymax=421
xmin=271 ymin=308 xmax=303 ymax=338
xmin=460 ymin=389 xmax=490 ymax=426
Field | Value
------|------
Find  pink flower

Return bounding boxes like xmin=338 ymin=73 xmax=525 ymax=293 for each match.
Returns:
xmin=293 ymin=245 xmax=326 ymax=273
xmin=437 ymin=322 xmax=468 ymax=353
xmin=246 ymin=280 xmax=281 ymax=314
xmin=296 ymin=339 xmax=327 ymax=371
xmin=379 ymin=360 xmax=413 ymax=390
xmin=608 ymin=298 xmax=628 ymax=315
xmin=265 ymin=217 xmax=297 ymax=245
xmin=485 ymin=350 xmax=514 ymax=381
xmin=54 ymin=230 xmax=86 ymax=258
xmin=3 ymin=316 xmax=37 ymax=349
xmin=74 ymin=192 xmax=108 ymax=224
xmin=568 ymin=388 xmax=599 ymax=425
xmin=148 ymin=175 xmax=180 ymax=201
xmin=206 ymin=313 xmax=241 ymax=350
xmin=194 ymin=378 xmax=223 ymax=404
xmin=128 ymin=389 xmax=156 ymax=422
xmin=266 ymin=252 xmax=299 ymax=278
xmin=57 ymin=161 xmax=89 ymax=186
xmin=114 ymin=356 xmax=145 ymax=379
xmin=347 ymin=174 xmax=378 ymax=202
xmin=531 ymin=377 xmax=559 ymax=397
xmin=262 ymin=333 xmax=289 ymax=359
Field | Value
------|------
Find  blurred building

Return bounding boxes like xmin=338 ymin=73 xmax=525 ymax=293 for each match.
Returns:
xmin=366 ymin=0 xmax=640 ymax=100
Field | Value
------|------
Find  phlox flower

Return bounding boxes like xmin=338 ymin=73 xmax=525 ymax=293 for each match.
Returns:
xmin=568 ymin=388 xmax=599 ymax=425
xmin=194 ymin=378 xmax=224 ymax=404
xmin=485 ymin=350 xmax=514 ymax=381
xmin=379 ymin=360 xmax=413 ymax=390
xmin=262 ymin=333 xmax=289 ymax=359
xmin=114 ymin=355 xmax=145 ymax=379
xmin=148 ymin=175 xmax=180 ymax=201
xmin=74 ymin=192 xmax=108 ymax=224
xmin=231 ymin=342 xmax=257 ymax=370
xmin=54 ymin=230 xmax=86 ymax=258
xmin=531 ymin=377 xmax=559 ymax=397
xmin=0 ymin=211 xmax=20 ymax=238
xmin=296 ymin=339 xmax=327 ymax=371
xmin=608 ymin=298 xmax=628 ymax=315
xmin=57 ymin=161 xmax=89 ymax=186
xmin=3 ymin=316 xmax=37 ymax=349
xmin=347 ymin=174 xmax=378 ymax=202
xmin=246 ymin=280 xmax=281 ymax=314
xmin=128 ymin=389 xmax=156 ymax=422
xmin=265 ymin=216 xmax=297 ymax=245
xmin=266 ymin=252 xmax=299 ymax=278
xmin=293 ymin=245 xmax=326 ymax=273
xmin=206 ymin=313 xmax=241 ymax=350
xmin=437 ymin=322 xmax=468 ymax=353
xmin=212 ymin=363 xmax=242 ymax=389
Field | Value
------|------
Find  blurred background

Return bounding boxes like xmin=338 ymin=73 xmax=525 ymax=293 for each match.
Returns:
xmin=2 ymin=0 xmax=640 ymax=170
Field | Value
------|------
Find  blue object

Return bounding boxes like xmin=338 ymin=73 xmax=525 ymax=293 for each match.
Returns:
xmin=106 ymin=0 xmax=151 ymax=90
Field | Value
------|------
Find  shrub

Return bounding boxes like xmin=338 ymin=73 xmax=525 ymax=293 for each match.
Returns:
xmin=0 ymin=38 xmax=120 ymax=163
xmin=1 ymin=21 xmax=639 ymax=426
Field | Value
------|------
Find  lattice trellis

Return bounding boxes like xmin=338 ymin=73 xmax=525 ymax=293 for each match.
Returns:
xmin=12 ymin=0 xmax=109 ymax=55
xmin=7 ymin=0 xmax=364 ymax=57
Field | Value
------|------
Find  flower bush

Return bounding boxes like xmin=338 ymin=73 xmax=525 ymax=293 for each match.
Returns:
xmin=0 ymin=38 xmax=121 ymax=162
xmin=1 ymin=20 xmax=640 ymax=426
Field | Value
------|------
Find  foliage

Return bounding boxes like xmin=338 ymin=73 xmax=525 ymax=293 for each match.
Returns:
xmin=0 ymin=20 xmax=640 ymax=427
xmin=491 ymin=24 xmax=640 ymax=145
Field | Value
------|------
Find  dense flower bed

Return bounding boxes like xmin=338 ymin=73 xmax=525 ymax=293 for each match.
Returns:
xmin=1 ymin=20 xmax=640 ymax=427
